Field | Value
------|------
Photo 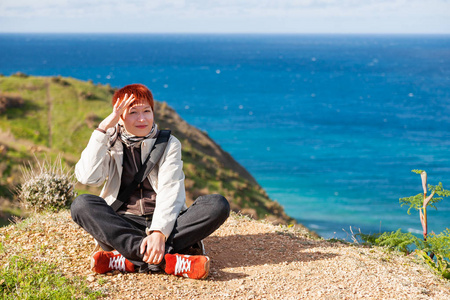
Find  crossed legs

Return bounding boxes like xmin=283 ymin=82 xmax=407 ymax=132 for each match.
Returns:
xmin=70 ymin=194 xmax=230 ymax=272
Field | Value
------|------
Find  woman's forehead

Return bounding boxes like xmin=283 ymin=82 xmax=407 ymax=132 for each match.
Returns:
xmin=130 ymin=98 xmax=152 ymax=108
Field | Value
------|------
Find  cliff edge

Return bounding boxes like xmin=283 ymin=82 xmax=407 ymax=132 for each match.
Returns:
xmin=1 ymin=211 xmax=449 ymax=299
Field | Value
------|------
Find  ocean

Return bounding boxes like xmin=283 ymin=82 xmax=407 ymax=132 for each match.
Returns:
xmin=0 ymin=33 xmax=449 ymax=239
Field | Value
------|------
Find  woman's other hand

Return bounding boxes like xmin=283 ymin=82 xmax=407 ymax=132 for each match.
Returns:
xmin=97 ymin=93 xmax=135 ymax=131
xmin=140 ymin=231 xmax=165 ymax=265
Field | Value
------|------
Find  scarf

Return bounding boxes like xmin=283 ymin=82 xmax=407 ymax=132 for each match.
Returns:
xmin=114 ymin=123 xmax=159 ymax=148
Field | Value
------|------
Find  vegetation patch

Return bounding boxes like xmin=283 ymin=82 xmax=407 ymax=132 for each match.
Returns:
xmin=0 ymin=255 xmax=102 ymax=299
xmin=357 ymin=170 xmax=450 ymax=279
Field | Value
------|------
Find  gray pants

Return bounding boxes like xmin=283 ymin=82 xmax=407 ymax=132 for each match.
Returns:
xmin=71 ymin=194 xmax=230 ymax=272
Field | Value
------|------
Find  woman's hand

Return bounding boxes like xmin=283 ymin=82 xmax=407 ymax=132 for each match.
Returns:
xmin=97 ymin=93 xmax=135 ymax=131
xmin=140 ymin=231 xmax=166 ymax=265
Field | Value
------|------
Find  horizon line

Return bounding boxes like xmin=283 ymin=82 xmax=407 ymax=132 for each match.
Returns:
xmin=1 ymin=31 xmax=449 ymax=36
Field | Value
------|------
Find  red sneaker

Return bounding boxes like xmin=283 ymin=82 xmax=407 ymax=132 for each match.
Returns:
xmin=164 ymin=253 xmax=210 ymax=279
xmin=91 ymin=250 xmax=135 ymax=274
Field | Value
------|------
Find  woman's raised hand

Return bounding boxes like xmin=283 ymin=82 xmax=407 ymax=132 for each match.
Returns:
xmin=97 ymin=93 xmax=135 ymax=131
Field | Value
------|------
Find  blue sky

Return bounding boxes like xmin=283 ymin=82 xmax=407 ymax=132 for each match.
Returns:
xmin=0 ymin=0 xmax=449 ymax=34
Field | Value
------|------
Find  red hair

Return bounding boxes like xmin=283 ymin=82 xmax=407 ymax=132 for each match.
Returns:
xmin=112 ymin=84 xmax=154 ymax=111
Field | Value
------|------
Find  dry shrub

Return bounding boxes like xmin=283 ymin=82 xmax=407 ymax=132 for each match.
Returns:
xmin=17 ymin=156 xmax=77 ymax=212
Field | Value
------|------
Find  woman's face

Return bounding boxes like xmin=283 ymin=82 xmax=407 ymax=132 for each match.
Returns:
xmin=121 ymin=101 xmax=154 ymax=137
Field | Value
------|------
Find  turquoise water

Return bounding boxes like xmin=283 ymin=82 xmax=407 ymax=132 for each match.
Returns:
xmin=1 ymin=33 xmax=449 ymax=239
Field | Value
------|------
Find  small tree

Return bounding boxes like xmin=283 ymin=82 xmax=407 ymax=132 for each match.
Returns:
xmin=399 ymin=170 xmax=450 ymax=241
xmin=398 ymin=170 xmax=450 ymax=278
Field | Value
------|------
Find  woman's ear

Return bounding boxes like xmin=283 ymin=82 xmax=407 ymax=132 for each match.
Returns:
xmin=118 ymin=116 xmax=124 ymax=125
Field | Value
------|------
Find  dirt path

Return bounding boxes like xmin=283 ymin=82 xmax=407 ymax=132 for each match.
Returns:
xmin=45 ymin=79 xmax=52 ymax=148
xmin=1 ymin=211 xmax=449 ymax=299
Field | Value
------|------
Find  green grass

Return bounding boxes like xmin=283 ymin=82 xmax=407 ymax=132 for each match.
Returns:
xmin=0 ymin=255 xmax=102 ymax=299
xmin=0 ymin=76 xmax=114 ymax=154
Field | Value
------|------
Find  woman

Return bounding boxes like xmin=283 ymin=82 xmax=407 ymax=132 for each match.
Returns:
xmin=71 ymin=84 xmax=230 ymax=279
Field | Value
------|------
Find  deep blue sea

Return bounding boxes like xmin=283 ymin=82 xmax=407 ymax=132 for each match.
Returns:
xmin=1 ymin=33 xmax=449 ymax=239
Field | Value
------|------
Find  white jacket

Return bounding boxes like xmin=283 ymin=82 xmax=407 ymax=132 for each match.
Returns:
xmin=75 ymin=129 xmax=187 ymax=238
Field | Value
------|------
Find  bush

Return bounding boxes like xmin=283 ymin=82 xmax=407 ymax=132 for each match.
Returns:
xmin=0 ymin=92 xmax=24 ymax=113
xmin=85 ymin=112 xmax=102 ymax=129
xmin=51 ymin=76 xmax=71 ymax=86
xmin=358 ymin=229 xmax=421 ymax=255
xmin=79 ymin=91 xmax=97 ymax=100
xmin=11 ymin=72 xmax=28 ymax=78
xmin=17 ymin=157 xmax=77 ymax=212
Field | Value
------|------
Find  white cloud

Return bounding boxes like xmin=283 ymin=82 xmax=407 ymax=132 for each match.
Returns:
xmin=0 ymin=0 xmax=441 ymax=17
xmin=0 ymin=0 xmax=185 ymax=17
xmin=0 ymin=0 xmax=449 ymax=33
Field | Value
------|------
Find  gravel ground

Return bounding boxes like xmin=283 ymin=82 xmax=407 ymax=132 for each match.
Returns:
xmin=1 ymin=210 xmax=449 ymax=299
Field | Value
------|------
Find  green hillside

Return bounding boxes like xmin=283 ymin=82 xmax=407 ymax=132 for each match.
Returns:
xmin=0 ymin=74 xmax=295 ymax=226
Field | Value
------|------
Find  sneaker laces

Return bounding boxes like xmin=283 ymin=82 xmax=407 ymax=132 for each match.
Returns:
xmin=174 ymin=255 xmax=191 ymax=276
xmin=109 ymin=253 xmax=126 ymax=272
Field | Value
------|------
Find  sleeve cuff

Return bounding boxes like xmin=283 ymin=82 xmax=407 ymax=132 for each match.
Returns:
xmin=146 ymin=228 xmax=168 ymax=241
xmin=92 ymin=128 xmax=110 ymax=144
xmin=95 ymin=128 xmax=107 ymax=134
